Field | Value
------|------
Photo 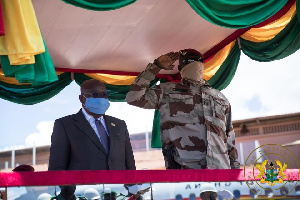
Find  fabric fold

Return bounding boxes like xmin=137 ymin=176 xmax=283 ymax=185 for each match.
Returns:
xmin=0 ymin=0 xmax=45 ymax=65
xmin=61 ymin=0 xmax=137 ymax=11
xmin=1 ymin=37 xmax=58 ymax=85
xmin=0 ymin=73 xmax=71 ymax=105
xmin=240 ymin=16 xmax=300 ymax=62
xmin=185 ymin=0 xmax=289 ymax=28
xmin=242 ymin=3 xmax=296 ymax=42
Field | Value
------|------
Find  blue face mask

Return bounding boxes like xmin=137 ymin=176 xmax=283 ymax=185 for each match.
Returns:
xmin=84 ymin=97 xmax=110 ymax=114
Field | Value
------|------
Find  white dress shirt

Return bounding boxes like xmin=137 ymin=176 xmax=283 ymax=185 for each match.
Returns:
xmin=81 ymin=108 xmax=109 ymax=142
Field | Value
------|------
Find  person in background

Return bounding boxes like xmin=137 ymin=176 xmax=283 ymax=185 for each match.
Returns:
xmin=119 ymin=184 xmax=150 ymax=200
xmin=48 ymin=79 xmax=136 ymax=200
xmin=37 ymin=193 xmax=52 ymax=200
xmin=102 ymin=188 xmax=117 ymax=200
xmin=199 ymin=183 xmax=218 ymax=200
xmin=126 ymin=49 xmax=239 ymax=169
xmin=83 ymin=188 xmax=100 ymax=200
xmin=200 ymin=183 xmax=235 ymax=200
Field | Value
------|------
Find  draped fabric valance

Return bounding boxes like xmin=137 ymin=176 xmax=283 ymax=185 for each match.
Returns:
xmin=0 ymin=72 xmax=71 ymax=105
xmin=0 ymin=0 xmax=58 ymax=85
xmin=60 ymin=0 xmax=137 ymax=11
xmin=241 ymin=16 xmax=300 ymax=62
xmin=57 ymin=0 xmax=298 ymax=27
xmin=241 ymin=3 xmax=296 ymax=42
xmin=185 ymin=0 xmax=289 ymax=28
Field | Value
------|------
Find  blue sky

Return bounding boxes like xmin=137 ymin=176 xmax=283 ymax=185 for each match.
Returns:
xmin=0 ymin=52 xmax=299 ymax=150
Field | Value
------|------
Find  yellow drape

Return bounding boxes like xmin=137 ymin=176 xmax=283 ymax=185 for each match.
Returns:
xmin=203 ymin=41 xmax=235 ymax=80
xmin=85 ymin=73 xmax=137 ymax=85
xmin=0 ymin=0 xmax=45 ymax=65
xmin=241 ymin=2 xmax=296 ymax=42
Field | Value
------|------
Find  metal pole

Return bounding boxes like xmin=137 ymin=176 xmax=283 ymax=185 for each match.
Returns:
xmin=239 ymin=143 xmax=244 ymax=165
xmin=150 ymin=183 xmax=153 ymax=200
xmin=145 ymin=132 xmax=149 ymax=151
xmin=33 ymin=142 xmax=36 ymax=166
xmin=11 ymin=148 xmax=15 ymax=169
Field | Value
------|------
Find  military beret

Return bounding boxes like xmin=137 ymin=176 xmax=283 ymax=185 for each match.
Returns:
xmin=179 ymin=48 xmax=203 ymax=63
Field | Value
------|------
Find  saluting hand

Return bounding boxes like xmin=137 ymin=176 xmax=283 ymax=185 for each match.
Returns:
xmin=155 ymin=52 xmax=180 ymax=70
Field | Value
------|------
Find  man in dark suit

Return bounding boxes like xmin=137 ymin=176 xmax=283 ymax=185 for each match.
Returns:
xmin=48 ymin=79 xmax=136 ymax=200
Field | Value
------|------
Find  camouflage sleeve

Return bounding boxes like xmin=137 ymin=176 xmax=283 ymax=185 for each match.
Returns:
xmin=126 ymin=63 xmax=162 ymax=109
xmin=226 ymin=105 xmax=240 ymax=169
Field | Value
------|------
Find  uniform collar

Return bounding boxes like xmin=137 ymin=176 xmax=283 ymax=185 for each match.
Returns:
xmin=181 ymin=78 xmax=208 ymax=87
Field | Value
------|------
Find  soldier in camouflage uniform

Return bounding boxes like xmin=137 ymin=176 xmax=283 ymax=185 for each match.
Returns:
xmin=126 ymin=49 xmax=240 ymax=169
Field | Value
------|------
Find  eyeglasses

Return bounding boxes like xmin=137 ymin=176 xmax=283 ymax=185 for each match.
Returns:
xmin=82 ymin=91 xmax=108 ymax=98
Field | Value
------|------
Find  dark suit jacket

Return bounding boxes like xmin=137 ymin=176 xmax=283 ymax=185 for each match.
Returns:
xmin=48 ymin=109 xmax=136 ymax=170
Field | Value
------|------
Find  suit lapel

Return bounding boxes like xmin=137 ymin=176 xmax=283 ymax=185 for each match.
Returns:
xmin=104 ymin=115 xmax=119 ymax=155
xmin=73 ymin=110 xmax=108 ymax=155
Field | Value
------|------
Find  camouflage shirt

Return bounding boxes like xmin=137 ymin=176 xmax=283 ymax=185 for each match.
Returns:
xmin=126 ymin=63 xmax=240 ymax=169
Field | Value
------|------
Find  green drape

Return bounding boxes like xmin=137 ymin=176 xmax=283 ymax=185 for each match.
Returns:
xmin=240 ymin=16 xmax=300 ymax=62
xmin=185 ymin=0 xmax=289 ymax=28
xmin=297 ymin=0 xmax=300 ymax=23
xmin=0 ymin=73 xmax=72 ymax=105
xmin=1 ymin=37 xmax=58 ymax=86
xmin=151 ymin=43 xmax=241 ymax=148
xmin=207 ymin=42 xmax=241 ymax=90
xmin=151 ymin=109 xmax=161 ymax=148
xmin=74 ymin=73 xmax=159 ymax=102
xmin=61 ymin=0 xmax=137 ymax=11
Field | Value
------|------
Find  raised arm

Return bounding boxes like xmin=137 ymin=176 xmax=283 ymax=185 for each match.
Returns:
xmin=126 ymin=63 xmax=162 ymax=109
xmin=126 ymin=52 xmax=179 ymax=109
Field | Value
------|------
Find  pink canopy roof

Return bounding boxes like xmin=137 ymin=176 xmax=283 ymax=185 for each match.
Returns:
xmin=33 ymin=0 xmax=236 ymax=74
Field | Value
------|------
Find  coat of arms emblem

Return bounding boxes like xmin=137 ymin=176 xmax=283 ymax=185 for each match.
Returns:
xmin=256 ymin=160 xmax=287 ymax=185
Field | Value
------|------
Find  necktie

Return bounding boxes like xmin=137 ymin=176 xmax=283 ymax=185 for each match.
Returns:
xmin=95 ymin=118 xmax=110 ymax=153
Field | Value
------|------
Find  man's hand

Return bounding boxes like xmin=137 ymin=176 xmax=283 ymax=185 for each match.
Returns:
xmin=154 ymin=52 xmax=180 ymax=70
